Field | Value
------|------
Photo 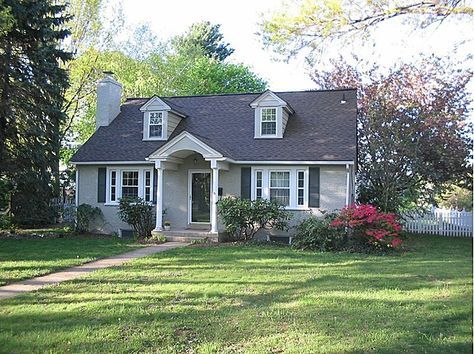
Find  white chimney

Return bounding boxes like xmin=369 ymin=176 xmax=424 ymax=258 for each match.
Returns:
xmin=96 ymin=71 xmax=122 ymax=129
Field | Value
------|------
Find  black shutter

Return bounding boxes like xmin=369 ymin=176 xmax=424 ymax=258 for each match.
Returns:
xmin=97 ymin=168 xmax=106 ymax=203
xmin=240 ymin=167 xmax=251 ymax=199
xmin=153 ymin=169 xmax=157 ymax=204
xmin=309 ymin=167 xmax=320 ymax=208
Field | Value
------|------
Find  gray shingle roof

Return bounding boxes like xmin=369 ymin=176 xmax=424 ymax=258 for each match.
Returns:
xmin=70 ymin=89 xmax=357 ymax=163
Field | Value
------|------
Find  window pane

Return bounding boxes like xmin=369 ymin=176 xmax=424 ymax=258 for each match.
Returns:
xmin=122 ymin=187 xmax=138 ymax=198
xmin=270 ymin=189 xmax=289 ymax=206
xmin=261 ymin=122 xmax=276 ymax=135
xmin=256 ymin=188 xmax=262 ymax=199
xmin=270 ymin=172 xmax=289 ymax=188
xmin=111 ymin=187 xmax=116 ymax=201
xmin=262 ymin=108 xmax=276 ymax=121
xmin=298 ymin=189 xmax=304 ymax=205
xmin=150 ymin=116 xmax=162 ymax=125
xmin=256 ymin=171 xmax=262 ymax=188
xmin=145 ymin=171 xmax=151 ymax=186
xmin=122 ymin=171 xmax=139 ymax=186
xmin=298 ymin=171 xmax=304 ymax=188
xmin=145 ymin=188 xmax=150 ymax=201
xmin=149 ymin=125 xmax=162 ymax=137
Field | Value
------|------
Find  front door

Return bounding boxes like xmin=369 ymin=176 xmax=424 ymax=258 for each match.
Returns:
xmin=189 ymin=171 xmax=211 ymax=223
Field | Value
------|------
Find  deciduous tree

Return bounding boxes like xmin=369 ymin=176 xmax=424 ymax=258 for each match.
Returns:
xmin=260 ymin=0 xmax=473 ymax=59
xmin=312 ymin=56 xmax=472 ymax=212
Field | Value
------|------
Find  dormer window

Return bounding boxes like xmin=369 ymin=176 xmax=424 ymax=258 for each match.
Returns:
xmin=261 ymin=108 xmax=277 ymax=136
xmin=250 ymin=90 xmax=294 ymax=139
xmin=140 ymin=96 xmax=187 ymax=141
xmin=149 ymin=112 xmax=163 ymax=138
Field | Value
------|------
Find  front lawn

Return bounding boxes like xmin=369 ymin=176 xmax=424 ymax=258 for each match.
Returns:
xmin=0 ymin=235 xmax=142 ymax=285
xmin=0 ymin=235 xmax=472 ymax=353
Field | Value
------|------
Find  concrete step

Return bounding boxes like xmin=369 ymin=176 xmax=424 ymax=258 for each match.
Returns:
xmin=164 ymin=235 xmax=218 ymax=243
xmin=151 ymin=229 xmax=218 ymax=243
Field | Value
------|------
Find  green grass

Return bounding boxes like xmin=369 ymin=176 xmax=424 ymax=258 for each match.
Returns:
xmin=0 ymin=235 xmax=142 ymax=285
xmin=0 ymin=235 xmax=472 ymax=353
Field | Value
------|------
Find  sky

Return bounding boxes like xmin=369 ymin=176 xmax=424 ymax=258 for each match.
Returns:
xmin=111 ymin=0 xmax=473 ymax=92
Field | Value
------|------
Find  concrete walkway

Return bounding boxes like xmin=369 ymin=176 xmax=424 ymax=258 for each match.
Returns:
xmin=0 ymin=242 xmax=188 ymax=301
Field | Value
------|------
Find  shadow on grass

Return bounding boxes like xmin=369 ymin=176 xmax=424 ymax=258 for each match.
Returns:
xmin=0 ymin=236 xmax=472 ymax=353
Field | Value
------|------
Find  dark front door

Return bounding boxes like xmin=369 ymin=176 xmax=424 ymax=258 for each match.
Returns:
xmin=191 ymin=172 xmax=211 ymax=223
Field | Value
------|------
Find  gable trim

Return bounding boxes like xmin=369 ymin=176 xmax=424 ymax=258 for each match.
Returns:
xmin=147 ymin=131 xmax=224 ymax=160
xmin=249 ymin=90 xmax=295 ymax=114
xmin=139 ymin=96 xmax=171 ymax=112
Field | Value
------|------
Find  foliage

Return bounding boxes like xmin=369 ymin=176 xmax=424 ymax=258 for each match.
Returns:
xmin=173 ymin=21 xmax=234 ymax=62
xmin=140 ymin=233 xmax=166 ymax=245
xmin=312 ymin=56 xmax=472 ymax=212
xmin=61 ymin=21 xmax=267 ymax=154
xmin=76 ymin=203 xmax=102 ymax=233
xmin=217 ymin=197 xmax=290 ymax=241
xmin=436 ymin=185 xmax=473 ymax=211
xmin=330 ymin=204 xmax=403 ymax=252
xmin=117 ymin=197 xmax=154 ymax=240
xmin=260 ymin=0 xmax=473 ymax=60
xmin=292 ymin=215 xmax=345 ymax=251
xmin=0 ymin=0 xmax=71 ymax=225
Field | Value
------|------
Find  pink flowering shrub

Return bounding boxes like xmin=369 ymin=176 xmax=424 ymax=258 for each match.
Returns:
xmin=330 ymin=204 xmax=403 ymax=251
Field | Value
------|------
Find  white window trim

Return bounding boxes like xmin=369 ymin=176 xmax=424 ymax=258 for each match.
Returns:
xmin=143 ymin=111 xmax=168 ymax=141
xmin=260 ymin=107 xmax=277 ymax=137
xmin=296 ymin=169 xmax=306 ymax=207
xmin=254 ymin=107 xmax=283 ymax=139
xmin=105 ymin=167 xmax=154 ymax=205
xmin=251 ymin=166 xmax=309 ymax=210
xmin=269 ymin=169 xmax=291 ymax=206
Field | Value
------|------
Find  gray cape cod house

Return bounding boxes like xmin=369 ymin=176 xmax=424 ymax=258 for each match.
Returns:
xmin=70 ymin=73 xmax=357 ymax=238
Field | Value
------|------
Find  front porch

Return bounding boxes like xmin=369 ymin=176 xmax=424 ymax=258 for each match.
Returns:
xmin=148 ymin=131 xmax=235 ymax=236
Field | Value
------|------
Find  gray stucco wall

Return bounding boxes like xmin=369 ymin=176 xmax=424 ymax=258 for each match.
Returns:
xmin=77 ymin=160 xmax=348 ymax=235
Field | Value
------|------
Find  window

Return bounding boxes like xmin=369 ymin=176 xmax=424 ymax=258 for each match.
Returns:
xmin=252 ymin=168 xmax=308 ymax=209
xmin=261 ymin=108 xmax=276 ymax=135
xmin=297 ymin=170 xmax=305 ymax=206
xmin=144 ymin=170 xmax=152 ymax=202
xmin=121 ymin=171 xmax=139 ymax=198
xmin=106 ymin=168 xmax=153 ymax=204
xmin=149 ymin=112 xmax=163 ymax=138
xmin=110 ymin=170 xmax=117 ymax=202
xmin=269 ymin=171 xmax=290 ymax=206
xmin=255 ymin=170 xmax=263 ymax=199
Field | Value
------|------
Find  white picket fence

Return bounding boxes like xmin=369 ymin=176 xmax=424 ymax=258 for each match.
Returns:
xmin=403 ymin=208 xmax=473 ymax=237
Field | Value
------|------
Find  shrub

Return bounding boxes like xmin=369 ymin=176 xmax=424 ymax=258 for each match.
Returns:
xmin=330 ymin=204 xmax=403 ymax=252
xmin=292 ymin=216 xmax=346 ymax=251
xmin=76 ymin=204 xmax=102 ymax=233
xmin=140 ymin=233 xmax=166 ymax=244
xmin=117 ymin=197 xmax=154 ymax=240
xmin=217 ymin=197 xmax=290 ymax=241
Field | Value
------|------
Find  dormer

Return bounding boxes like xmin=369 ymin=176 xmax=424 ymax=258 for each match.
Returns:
xmin=140 ymin=96 xmax=187 ymax=141
xmin=250 ymin=90 xmax=294 ymax=139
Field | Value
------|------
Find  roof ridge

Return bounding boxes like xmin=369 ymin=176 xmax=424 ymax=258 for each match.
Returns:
xmin=124 ymin=88 xmax=357 ymax=101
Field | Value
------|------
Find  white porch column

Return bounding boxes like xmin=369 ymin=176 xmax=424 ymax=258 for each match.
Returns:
xmin=154 ymin=161 xmax=163 ymax=231
xmin=210 ymin=161 xmax=219 ymax=234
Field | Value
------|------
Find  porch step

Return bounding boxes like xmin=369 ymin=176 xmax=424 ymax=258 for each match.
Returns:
xmin=164 ymin=235 xmax=218 ymax=243
xmin=152 ymin=229 xmax=218 ymax=243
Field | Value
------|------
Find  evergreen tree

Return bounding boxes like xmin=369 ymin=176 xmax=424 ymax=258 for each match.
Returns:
xmin=0 ymin=0 xmax=71 ymax=224
xmin=173 ymin=21 xmax=234 ymax=62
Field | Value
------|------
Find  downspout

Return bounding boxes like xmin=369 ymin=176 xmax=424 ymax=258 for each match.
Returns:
xmin=345 ymin=164 xmax=350 ymax=206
